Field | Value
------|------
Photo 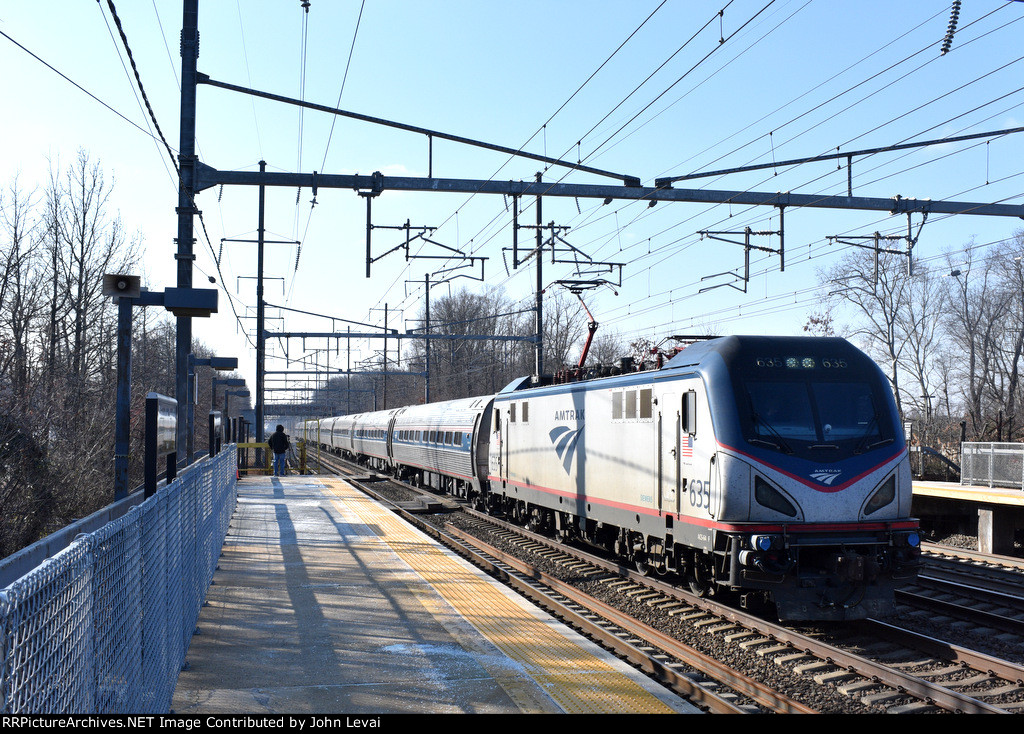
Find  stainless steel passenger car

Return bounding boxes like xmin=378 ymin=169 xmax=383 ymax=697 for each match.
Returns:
xmin=390 ymin=396 xmax=492 ymax=496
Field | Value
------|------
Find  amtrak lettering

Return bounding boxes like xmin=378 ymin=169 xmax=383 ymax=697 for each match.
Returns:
xmin=553 ymin=409 xmax=584 ymax=421
xmin=810 ymin=468 xmax=842 ymax=485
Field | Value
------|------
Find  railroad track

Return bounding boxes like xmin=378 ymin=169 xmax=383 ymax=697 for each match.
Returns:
xmin=897 ymin=576 xmax=1024 ymax=637
xmin=921 ymin=543 xmax=1024 ymax=596
xmin=886 ymin=543 xmax=1024 ymax=643
xmin=452 ymin=508 xmax=1024 ymax=714
xmin=303 ymin=450 xmax=1024 ymax=713
xmin=923 ymin=543 xmax=1024 ymax=573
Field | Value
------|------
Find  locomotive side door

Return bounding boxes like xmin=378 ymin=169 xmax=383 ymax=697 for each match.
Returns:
xmin=658 ymin=393 xmax=680 ymax=515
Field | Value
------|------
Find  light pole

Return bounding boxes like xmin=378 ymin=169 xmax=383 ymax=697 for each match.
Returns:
xmin=214 ymin=377 xmax=246 ymax=443
xmin=225 ymin=389 xmax=251 ymax=442
xmin=187 ymin=355 xmax=239 ymax=462
xmin=105 ymin=273 xmax=217 ymax=499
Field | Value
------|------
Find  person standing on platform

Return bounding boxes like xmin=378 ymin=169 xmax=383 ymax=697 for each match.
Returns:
xmin=269 ymin=424 xmax=290 ymax=477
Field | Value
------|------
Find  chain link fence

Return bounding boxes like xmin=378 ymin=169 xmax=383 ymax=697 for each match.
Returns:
xmin=961 ymin=442 xmax=1024 ymax=490
xmin=0 ymin=448 xmax=237 ymax=714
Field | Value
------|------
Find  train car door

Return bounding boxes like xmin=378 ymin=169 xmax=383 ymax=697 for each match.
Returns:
xmin=386 ymin=410 xmax=402 ymax=460
xmin=488 ymin=406 xmax=506 ymax=488
xmin=471 ymin=402 xmax=494 ymax=485
xmin=658 ymin=393 xmax=681 ymax=515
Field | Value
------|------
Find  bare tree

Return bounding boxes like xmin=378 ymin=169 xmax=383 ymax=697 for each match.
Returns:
xmin=57 ymin=151 xmax=139 ymax=385
xmin=802 ymin=309 xmax=836 ymax=336
xmin=987 ymin=233 xmax=1024 ymax=438
xmin=942 ymin=246 xmax=1011 ymax=438
xmin=541 ymin=289 xmax=589 ymax=371
xmin=585 ymin=327 xmax=628 ymax=367
xmin=822 ymin=249 xmax=912 ymax=416
xmin=0 ymin=153 xmax=148 ymax=555
xmin=0 ymin=175 xmax=43 ymax=412
xmin=895 ymin=263 xmax=945 ymax=421
xmin=818 ymin=229 xmax=1024 ymax=452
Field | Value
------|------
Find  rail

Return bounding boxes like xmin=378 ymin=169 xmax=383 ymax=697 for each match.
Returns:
xmin=0 ymin=447 xmax=237 ymax=714
xmin=961 ymin=442 xmax=1024 ymax=489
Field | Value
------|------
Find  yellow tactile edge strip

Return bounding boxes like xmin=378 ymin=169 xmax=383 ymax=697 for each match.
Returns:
xmin=320 ymin=478 xmax=681 ymax=714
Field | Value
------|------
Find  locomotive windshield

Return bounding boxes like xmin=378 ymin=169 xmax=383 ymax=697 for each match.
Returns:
xmin=733 ymin=351 xmax=894 ymax=459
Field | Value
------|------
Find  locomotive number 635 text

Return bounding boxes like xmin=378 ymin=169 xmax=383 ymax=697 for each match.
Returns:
xmin=688 ymin=479 xmax=710 ymax=511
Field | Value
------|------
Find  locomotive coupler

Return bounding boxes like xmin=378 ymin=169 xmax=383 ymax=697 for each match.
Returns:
xmin=826 ymin=551 xmax=883 ymax=582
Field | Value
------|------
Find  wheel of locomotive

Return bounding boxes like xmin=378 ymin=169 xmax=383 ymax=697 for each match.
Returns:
xmin=629 ymin=533 xmax=651 ymax=575
xmin=688 ymin=553 xmax=714 ymax=597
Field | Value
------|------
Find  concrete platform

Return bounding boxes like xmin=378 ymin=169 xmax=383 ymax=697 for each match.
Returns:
xmin=914 ymin=480 xmax=1024 ymax=507
xmin=914 ymin=480 xmax=1024 ymax=555
xmin=171 ymin=475 xmax=697 ymax=715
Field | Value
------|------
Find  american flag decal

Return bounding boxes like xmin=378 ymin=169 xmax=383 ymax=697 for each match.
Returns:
xmin=680 ymin=434 xmax=693 ymax=459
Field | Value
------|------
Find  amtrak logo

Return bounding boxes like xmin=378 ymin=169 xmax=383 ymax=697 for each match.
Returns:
xmin=549 ymin=426 xmax=584 ymax=474
xmin=810 ymin=469 xmax=842 ymax=485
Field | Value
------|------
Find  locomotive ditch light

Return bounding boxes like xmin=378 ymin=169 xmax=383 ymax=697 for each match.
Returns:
xmin=752 ymin=534 xmax=778 ymax=551
xmin=896 ymin=531 xmax=921 ymax=548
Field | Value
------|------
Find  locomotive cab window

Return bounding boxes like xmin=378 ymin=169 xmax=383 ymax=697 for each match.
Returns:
xmin=682 ymin=391 xmax=697 ymax=435
xmin=737 ymin=351 xmax=893 ymax=459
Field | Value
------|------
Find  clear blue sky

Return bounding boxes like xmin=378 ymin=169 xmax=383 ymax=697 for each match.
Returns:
xmin=2 ymin=1 xmax=1023 ymax=396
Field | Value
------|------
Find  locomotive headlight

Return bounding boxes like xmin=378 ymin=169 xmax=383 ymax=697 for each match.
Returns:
xmin=863 ymin=475 xmax=896 ymax=516
xmin=754 ymin=475 xmax=798 ymax=518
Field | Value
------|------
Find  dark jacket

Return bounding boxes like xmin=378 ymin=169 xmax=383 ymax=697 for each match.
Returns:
xmin=269 ymin=430 xmax=289 ymax=455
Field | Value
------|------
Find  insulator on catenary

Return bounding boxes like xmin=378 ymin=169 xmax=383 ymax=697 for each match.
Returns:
xmin=941 ymin=0 xmax=961 ymax=55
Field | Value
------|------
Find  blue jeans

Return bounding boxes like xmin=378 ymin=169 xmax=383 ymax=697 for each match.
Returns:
xmin=274 ymin=453 xmax=286 ymax=476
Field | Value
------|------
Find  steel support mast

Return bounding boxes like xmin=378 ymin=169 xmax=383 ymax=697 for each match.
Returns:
xmin=175 ymin=0 xmax=199 ymax=464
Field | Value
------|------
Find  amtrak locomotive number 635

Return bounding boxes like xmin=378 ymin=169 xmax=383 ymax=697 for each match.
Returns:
xmin=309 ymin=335 xmax=921 ymax=621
